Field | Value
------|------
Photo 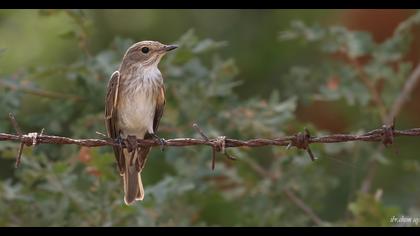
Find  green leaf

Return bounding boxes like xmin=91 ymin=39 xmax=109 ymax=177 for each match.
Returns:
xmin=279 ymin=20 xmax=326 ymax=42
xmin=344 ymin=31 xmax=374 ymax=58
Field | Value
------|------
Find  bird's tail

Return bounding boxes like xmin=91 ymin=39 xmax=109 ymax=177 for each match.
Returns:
xmin=122 ymin=148 xmax=147 ymax=205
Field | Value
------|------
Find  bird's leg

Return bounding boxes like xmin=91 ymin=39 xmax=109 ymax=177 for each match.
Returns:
xmin=151 ymin=133 xmax=166 ymax=152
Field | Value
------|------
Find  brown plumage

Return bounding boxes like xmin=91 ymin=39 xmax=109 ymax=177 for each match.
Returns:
xmin=105 ymin=41 xmax=177 ymax=205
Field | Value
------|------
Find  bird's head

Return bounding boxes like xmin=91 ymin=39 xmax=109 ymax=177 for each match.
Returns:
xmin=122 ymin=40 xmax=178 ymax=68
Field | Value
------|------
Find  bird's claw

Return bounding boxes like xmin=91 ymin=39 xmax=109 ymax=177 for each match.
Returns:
xmin=159 ymin=138 xmax=167 ymax=152
xmin=115 ymin=136 xmax=124 ymax=146
xmin=152 ymin=133 xmax=166 ymax=152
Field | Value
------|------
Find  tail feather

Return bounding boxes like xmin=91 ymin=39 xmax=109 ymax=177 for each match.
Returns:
xmin=122 ymin=149 xmax=145 ymax=205
xmin=136 ymin=174 xmax=144 ymax=201
xmin=123 ymin=165 xmax=142 ymax=205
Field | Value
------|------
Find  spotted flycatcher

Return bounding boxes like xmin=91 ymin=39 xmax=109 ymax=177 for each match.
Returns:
xmin=105 ymin=41 xmax=177 ymax=205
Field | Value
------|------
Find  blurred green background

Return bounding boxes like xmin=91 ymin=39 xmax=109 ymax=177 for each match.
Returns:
xmin=0 ymin=9 xmax=419 ymax=226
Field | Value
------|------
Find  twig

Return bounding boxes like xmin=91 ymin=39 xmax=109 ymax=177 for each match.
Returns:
xmin=0 ymin=80 xmax=82 ymax=101
xmin=360 ymin=63 xmax=420 ymax=193
xmin=243 ymin=157 xmax=323 ymax=226
xmin=386 ymin=63 xmax=420 ymax=125
xmin=283 ymin=188 xmax=324 ymax=226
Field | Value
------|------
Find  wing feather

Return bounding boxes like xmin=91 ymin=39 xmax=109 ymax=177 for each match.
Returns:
xmin=153 ymin=85 xmax=166 ymax=133
xmin=105 ymin=71 xmax=125 ymax=173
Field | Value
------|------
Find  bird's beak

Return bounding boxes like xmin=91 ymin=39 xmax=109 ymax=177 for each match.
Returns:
xmin=163 ymin=45 xmax=178 ymax=52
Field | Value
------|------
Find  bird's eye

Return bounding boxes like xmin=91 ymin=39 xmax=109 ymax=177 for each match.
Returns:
xmin=141 ymin=47 xmax=150 ymax=54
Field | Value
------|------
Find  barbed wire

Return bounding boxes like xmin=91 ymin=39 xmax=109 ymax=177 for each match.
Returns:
xmin=1 ymin=113 xmax=420 ymax=170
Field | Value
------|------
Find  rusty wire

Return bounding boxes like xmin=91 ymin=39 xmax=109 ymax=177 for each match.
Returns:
xmin=1 ymin=113 xmax=420 ymax=169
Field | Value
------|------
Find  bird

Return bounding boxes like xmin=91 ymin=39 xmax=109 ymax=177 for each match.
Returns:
xmin=105 ymin=41 xmax=177 ymax=205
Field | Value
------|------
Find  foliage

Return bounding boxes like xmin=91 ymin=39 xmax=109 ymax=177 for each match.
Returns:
xmin=0 ymin=10 xmax=419 ymax=226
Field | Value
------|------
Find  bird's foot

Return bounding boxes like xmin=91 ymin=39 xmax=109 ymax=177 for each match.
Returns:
xmin=151 ymin=133 xmax=166 ymax=152
xmin=125 ymin=135 xmax=138 ymax=153
xmin=115 ymin=135 xmax=124 ymax=146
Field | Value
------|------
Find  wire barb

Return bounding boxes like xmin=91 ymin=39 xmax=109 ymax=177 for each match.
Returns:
xmin=193 ymin=123 xmax=218 ymax=170
xmin=193 ymin=123 xmax=214 ymax=170
xmin=382 ymin=119 xmax=395 ymax=147
xmin=192 ymin=124 xmax=236 ymax=171
xmin=8 ymin=113 xmax=22 ymax=136
xmin=27 ymin=132 xmax=39 ymax=146
xmin=193 ymin=123 xmax=209 ymax=141
xmin=8 ymin=113 xmax=26 ymax=168
xmin=213 ymin=136 xmax=226 ymax=154
xmin=292 ymin=128 xmax=316 ymax=161
xmin=95 ymin=131 xmax=108 ymax=138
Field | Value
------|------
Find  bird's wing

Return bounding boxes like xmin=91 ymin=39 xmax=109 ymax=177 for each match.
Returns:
xmin=153 ymin=85 xmax=166 ymax=133
xmin=105 ymin=71 xmax=125 ymax=174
